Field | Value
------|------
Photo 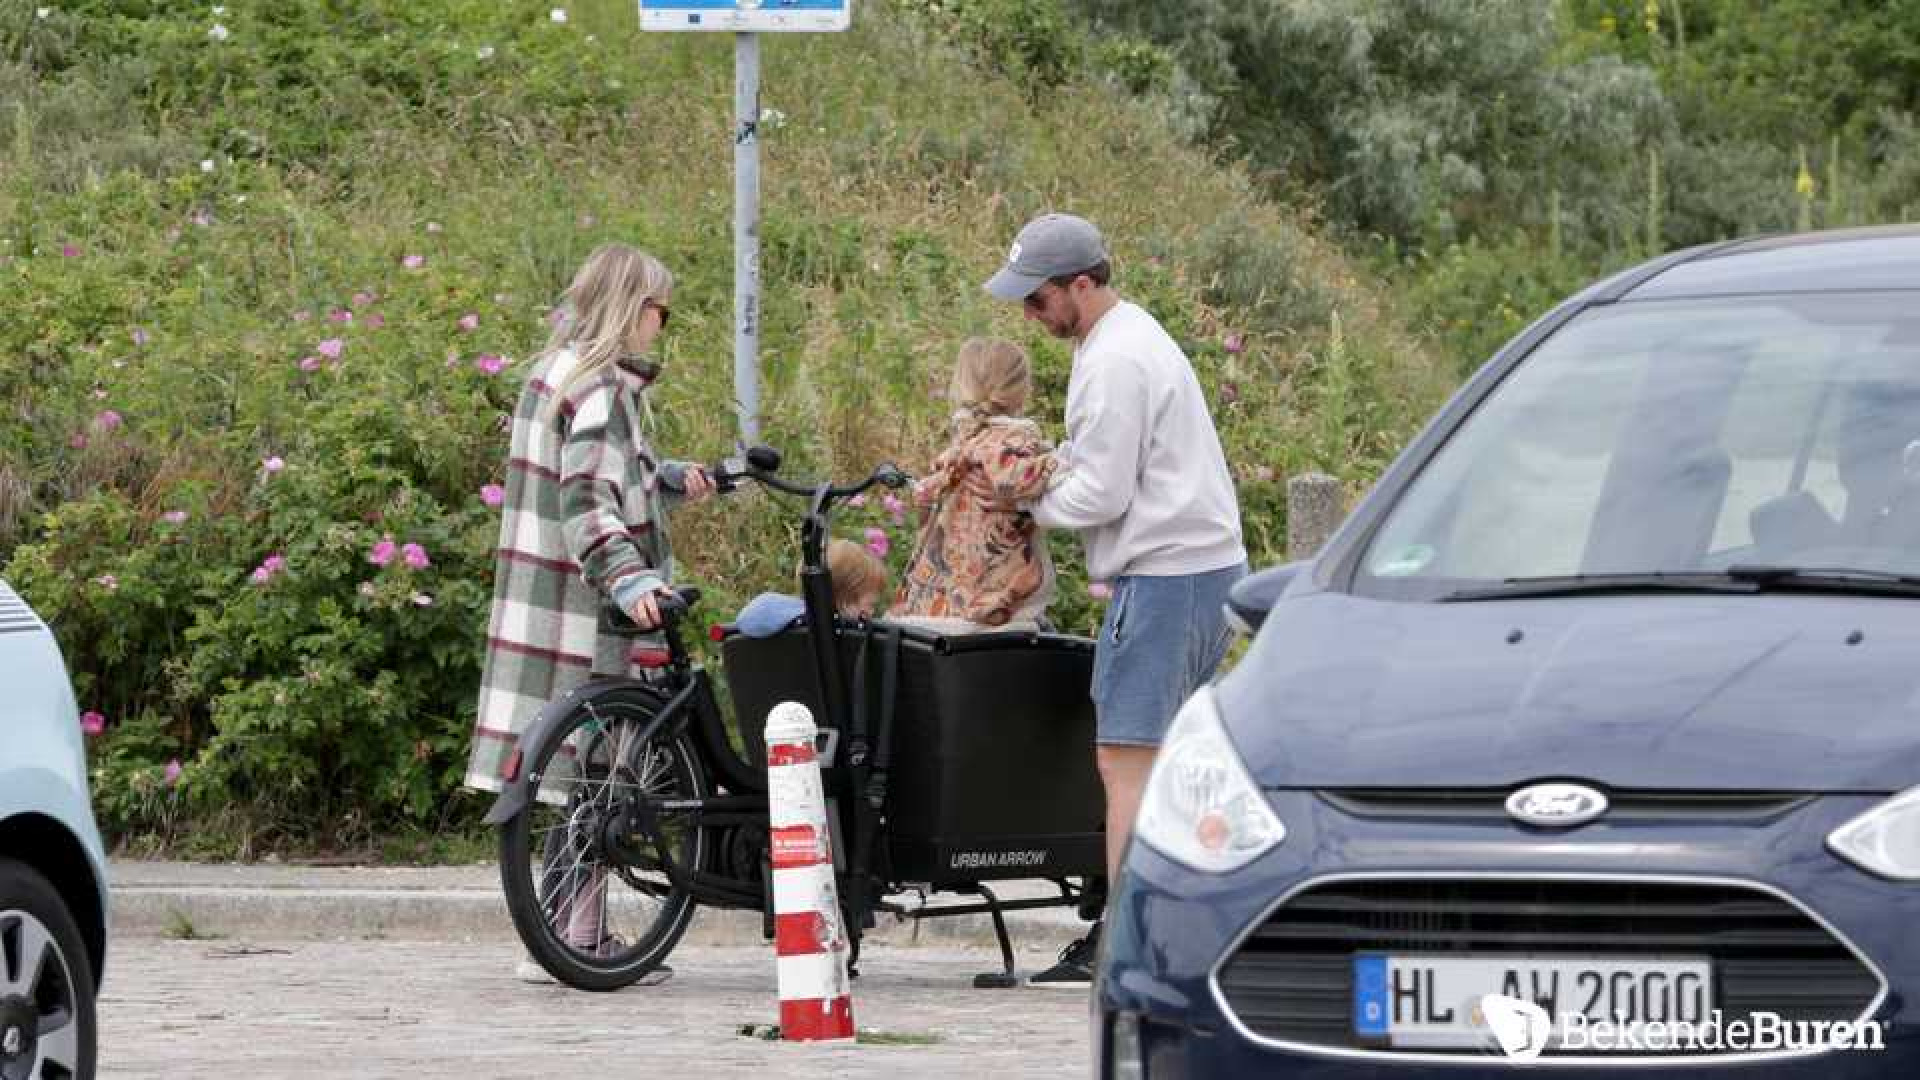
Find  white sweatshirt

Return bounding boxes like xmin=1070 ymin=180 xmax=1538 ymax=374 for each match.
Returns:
xmin=1031 ymin=301 xmax=1246 ymax=582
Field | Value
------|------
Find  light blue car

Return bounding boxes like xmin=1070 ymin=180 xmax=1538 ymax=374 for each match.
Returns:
xmin=1 ymin=579 xmax=106 ymax=1080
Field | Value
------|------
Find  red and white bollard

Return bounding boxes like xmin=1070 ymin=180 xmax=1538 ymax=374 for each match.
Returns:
xmin=765 ymin=701 xmax=856 ymax=1042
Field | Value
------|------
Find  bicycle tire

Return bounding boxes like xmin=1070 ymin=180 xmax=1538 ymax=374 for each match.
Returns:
xmin=498 ymin=695 xmax=708 ymax=991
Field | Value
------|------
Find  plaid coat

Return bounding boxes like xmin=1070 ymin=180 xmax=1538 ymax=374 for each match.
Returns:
xmin=465 ymin=348 xmax=675 ymax=793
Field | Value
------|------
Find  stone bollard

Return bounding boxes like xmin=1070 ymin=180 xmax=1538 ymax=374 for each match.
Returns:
xmin=1286 ymin=472 xmax=1343 ymax=561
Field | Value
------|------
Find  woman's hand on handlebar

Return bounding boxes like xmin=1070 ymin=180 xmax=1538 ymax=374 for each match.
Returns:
xmin=625 ymin=585 xmax=689 ymax=630
xmin=679 ymin=465 xmax=715 ymax=502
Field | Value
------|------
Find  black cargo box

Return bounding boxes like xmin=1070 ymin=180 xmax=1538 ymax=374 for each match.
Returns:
xmin=721 ymin=622 xmax=1104 ymax=884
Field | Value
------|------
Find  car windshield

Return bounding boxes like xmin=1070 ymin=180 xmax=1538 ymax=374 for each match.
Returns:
xmin=1357 ymin=291 xmax=1920 ymax=601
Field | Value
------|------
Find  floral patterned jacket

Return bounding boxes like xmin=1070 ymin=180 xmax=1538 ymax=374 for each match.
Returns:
xmin=890 ymin=416 xmax=1057 ymax=627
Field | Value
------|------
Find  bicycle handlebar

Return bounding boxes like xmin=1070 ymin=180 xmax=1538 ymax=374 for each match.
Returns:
xmin=603 ymin=445 xmax=904 ymax=636
xmin=714 ymin=445 xmax=910 ymax=503
xmin=600 ymin=585 xmax=702 ymax=636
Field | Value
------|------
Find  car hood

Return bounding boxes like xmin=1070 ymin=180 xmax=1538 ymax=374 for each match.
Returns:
xmin=1218 ymin=590 xmax=1920 ymax=793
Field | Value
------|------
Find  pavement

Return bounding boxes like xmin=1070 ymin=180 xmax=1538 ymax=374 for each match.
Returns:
xmin=102 ymin=863 xmax=1097 ymax=1078
xmin=108 ymin=860 xmax=1087 ymax=950
xmin=101 ymin=941 xmax=1095 ymax=1079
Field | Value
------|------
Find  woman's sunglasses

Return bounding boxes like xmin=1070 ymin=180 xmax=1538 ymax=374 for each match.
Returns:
xmin=645 ymin=298 xmax=672 ymax=330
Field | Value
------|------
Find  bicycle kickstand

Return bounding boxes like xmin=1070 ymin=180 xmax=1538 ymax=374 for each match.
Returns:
xmin=966 ymin=883 xmax=1019 ymax=989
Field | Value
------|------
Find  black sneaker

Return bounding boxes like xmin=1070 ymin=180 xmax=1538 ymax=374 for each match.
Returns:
xmin=1029 ymin=923 xmax=1100 ymax=987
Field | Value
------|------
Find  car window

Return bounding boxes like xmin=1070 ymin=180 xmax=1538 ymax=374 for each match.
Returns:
xmin=1357 ymin=292 xmax=1920 ymax=599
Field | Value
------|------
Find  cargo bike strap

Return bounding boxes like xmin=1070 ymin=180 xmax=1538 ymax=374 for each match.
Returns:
xmin=842 ymin=623 xmax=902 ymax=944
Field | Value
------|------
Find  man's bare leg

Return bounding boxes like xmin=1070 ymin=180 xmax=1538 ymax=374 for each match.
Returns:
xmin=1097 ymin=744 xmax=1158 ymax=879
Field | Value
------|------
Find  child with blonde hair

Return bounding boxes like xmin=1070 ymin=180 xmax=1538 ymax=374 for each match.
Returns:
xmin=735 ymin=539 xmax=889 ymax=636
xmin=890 ymin=338 xmax=1057 ymax=631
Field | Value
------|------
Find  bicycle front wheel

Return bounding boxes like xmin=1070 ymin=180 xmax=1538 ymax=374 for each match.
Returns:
xmin=499 ymin=696 xmax=708 ymax=991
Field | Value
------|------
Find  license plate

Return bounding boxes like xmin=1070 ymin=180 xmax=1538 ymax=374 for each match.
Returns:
xmin=1353 ymin=954 xmax=1714 ymax=1049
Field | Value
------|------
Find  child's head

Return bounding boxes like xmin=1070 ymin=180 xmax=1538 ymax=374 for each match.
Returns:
xmin=950 ymin=338 xmax=1031 ymax=422
xmin=825 ymin=539 xmax=888 ymax=618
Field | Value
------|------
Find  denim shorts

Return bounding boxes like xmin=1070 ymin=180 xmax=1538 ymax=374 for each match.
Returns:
xmin=1091 ymin=563 xmax=1247 ymax=746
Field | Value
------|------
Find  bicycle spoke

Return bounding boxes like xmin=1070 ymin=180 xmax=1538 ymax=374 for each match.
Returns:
xmin=504 ymin=707 xmax=707 ymax=985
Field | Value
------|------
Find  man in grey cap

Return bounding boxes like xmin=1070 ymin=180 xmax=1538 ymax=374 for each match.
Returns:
xmin=988 ymin=213 xmax=1247 ymax=985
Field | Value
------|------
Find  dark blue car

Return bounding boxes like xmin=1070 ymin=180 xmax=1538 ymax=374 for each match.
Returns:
xmin=1097 ymin=226 xmax=1920 ymax=1077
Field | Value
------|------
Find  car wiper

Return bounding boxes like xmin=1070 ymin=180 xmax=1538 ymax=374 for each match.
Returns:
xmin=1441 ymin=566 xmax=1920 ymax=602
xmin=1440 ymin=572 xmax=1760 ymax=602
xmin=1722 ymin=564 xmax=1920 ymax=597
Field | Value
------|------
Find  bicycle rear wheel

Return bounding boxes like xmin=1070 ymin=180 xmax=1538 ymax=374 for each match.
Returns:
xmin=499 ymin=696 xmax=708 ymax=991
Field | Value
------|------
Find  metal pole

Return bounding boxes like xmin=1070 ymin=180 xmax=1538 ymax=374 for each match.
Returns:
xmin=733 ymin=32 xmax=762 ymax=445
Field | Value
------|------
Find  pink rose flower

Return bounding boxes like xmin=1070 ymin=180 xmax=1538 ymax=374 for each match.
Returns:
xmin=882 ymin=492 xmax=906 ymax=524
xmin=1223 ymin=332 xmax=1246 ymax=355
xmin=846 ymin=494 xmax=867 ymax=508
xmin=480 ymin=484 xmax=505 ymax=507
xmin=401 ymin=542 xmax=430 ymax=570
xmin=70 ymin=433 xmax=88 ymax=450
xmin=262 ymin=455 xmax=285 ymax=474
xmin=402 ymin=254 xmax=425 ymax=269
xmin=368 ymin=537 xmax=398 ymax=567
xmin=164 ymin=759 xmax=183 ymax=785
xmin=327 ymin=308 xmax=353 ymax=325
xmin=92 ymin=410 xmax=123 ymax=432
xmin=473 ymin=354 xmax=505 ymax=376
xmin=250 ymin=553 xmax=285 ymax=585
xmin=80 ymin=711 xmax=107 ymax=738
xmin=316 ymin=338 xmax=345 ymax=359
xmin=863 ymin=527 xmax=890 ymax=559
xmin=61 ymin=243 xmax=82 ymax=258
xmin=457 ymin=313 xmax=480 ymax=332
xmin=298 ymin=355 xmax=321 ymax=372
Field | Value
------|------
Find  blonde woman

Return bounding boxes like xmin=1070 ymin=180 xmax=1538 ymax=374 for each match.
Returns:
xmin=465 ymin=244 xmax=711 ymax=982
xmin=890 ymin=338 xmax=1058 ymax=632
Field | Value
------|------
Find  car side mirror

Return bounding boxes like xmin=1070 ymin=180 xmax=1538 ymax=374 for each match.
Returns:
xmin=1226 ymin=562 xmax=1307 ymax=636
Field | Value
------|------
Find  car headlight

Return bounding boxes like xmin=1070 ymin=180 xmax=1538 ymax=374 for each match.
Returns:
xmin=1134 ymin=686 xmax=1286 ymax=873
xmin=1828 ymin=785 xmax=1920 ymax=881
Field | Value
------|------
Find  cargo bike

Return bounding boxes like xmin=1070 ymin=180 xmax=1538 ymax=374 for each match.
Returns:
xmin=484 ymin=447 xmax=1106 ymax=991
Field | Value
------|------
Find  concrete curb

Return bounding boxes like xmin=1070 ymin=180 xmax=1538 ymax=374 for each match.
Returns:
xmin=108 ymin=862 xmax=1087 ymax=951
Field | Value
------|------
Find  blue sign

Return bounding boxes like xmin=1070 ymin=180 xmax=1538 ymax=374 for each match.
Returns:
xmin=1353 ymin=954 xmax=1390 ymax=1037
xmin=640 ymin=0 xmax=851 ymax=33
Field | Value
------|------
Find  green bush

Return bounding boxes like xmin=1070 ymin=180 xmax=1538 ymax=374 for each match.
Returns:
xmin=3 ymin=0 xmax=1440 ymax=855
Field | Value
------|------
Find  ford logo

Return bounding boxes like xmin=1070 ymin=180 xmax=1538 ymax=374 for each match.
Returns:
xmin=1506 ymin=783 xmax=1609 ymax=828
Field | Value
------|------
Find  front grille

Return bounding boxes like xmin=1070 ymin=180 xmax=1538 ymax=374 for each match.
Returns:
xmin=1319 ymin=788 xmax=1812 ymax=824
xmin=1217 ymin=877 xmax=1881 ymax=1059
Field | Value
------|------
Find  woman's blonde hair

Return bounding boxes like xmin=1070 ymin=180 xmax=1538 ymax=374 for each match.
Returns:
xmin=543 ymin=243 xmax=674 ymax=404
xmin=949 ymin=338 xmax=1031 ymax=438
xmin=825 ymin=539 xmax=887 ymax=608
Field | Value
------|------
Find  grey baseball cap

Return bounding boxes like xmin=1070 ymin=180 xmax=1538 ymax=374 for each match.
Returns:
xmin=984 ymin=213 xmax=1109 ymax=301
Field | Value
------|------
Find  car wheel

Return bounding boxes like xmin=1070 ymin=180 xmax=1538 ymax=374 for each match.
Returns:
xmin=0 ymin=857 xmax=96 ymax=1080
